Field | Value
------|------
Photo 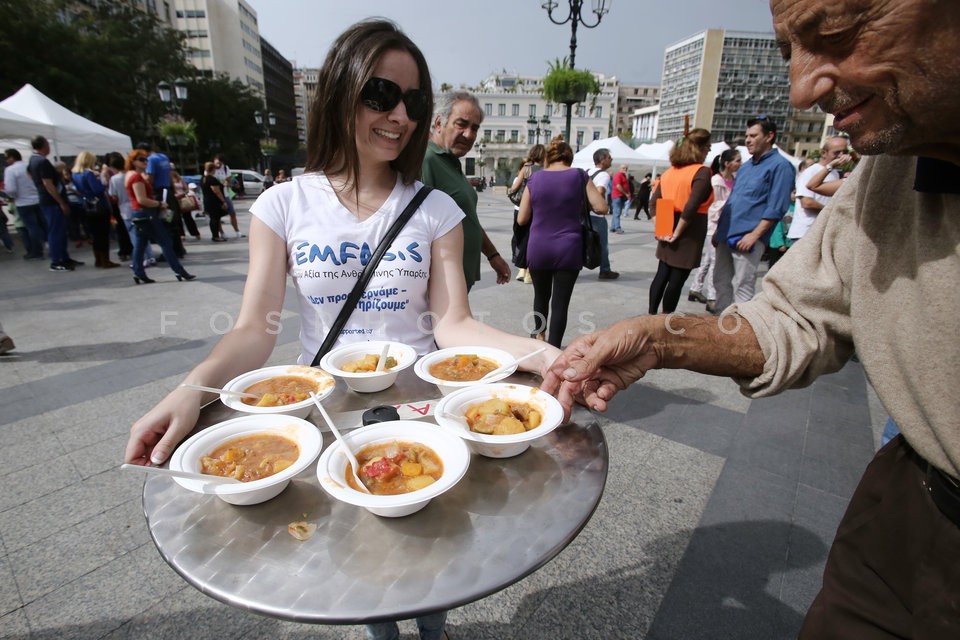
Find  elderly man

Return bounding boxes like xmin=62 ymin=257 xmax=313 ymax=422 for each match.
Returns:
xmin=543 ymin=0 xmax=960 ymax=637
xmin=421 ymin=91 xmax=510 ymax=291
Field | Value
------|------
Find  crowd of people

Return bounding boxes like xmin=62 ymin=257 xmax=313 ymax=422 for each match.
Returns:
xmin=0 ymin=139 xmax=303 ymax=284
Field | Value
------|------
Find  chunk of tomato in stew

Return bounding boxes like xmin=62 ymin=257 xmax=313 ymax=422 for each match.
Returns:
xmin=363 ymin=457 xmax=399 ymax=480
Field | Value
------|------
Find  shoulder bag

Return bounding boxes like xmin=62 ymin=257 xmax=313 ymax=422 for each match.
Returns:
xmin=310 ymin=186 xmax=433 ymax=367
xmin=579 ymin=170 xmax=602 ymax=270
xmin=507 ymin=165 xmax=530 ymax=207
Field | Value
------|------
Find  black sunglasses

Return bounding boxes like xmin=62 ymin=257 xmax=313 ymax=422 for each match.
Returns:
xmin=360 ymin=77 xmax=429 ymax=121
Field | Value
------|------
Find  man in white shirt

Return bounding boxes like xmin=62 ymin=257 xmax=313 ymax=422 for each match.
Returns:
xmin=788 ymin=136 xmax=849 ymax=243
xmin=3 ymin=148 xmax=45 ymax=259
xmin=587 ymin=149 xmax=619 ymax=280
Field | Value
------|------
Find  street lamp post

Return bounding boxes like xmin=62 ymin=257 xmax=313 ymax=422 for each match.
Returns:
xmin=542 ymin=0 xmax=611 ymax=143
xmin=475 ymin=142 xmax=486 ymax=183
xmin=157 ymin=79 xmax=190 ymax=168
xmin=526 ymin=115 xmax=552 ymax=144
xmin=254 ymin=109 xmax=277 ymax=173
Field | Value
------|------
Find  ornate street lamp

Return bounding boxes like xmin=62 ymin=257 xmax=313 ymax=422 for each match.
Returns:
xmin=157 ymin=79 xmax=189 ymax=115
xmin=254 ymin=110 xmax=278 ymax=172
xmin=527 ymin=115 xmax=552 ymax=144
xmin=475 ymin=141 xmax=486 ymax=180
xmin=542 ymin=0 xmax=610 ymax=142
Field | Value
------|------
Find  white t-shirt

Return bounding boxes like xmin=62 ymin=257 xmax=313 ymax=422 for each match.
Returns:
xmin=589 ymin=169 xmax=611 ymax=217
xmin=789 ymin=162 xmax=838 ymax=240
xmin=251 ymin=172 xmax=464 ymax=363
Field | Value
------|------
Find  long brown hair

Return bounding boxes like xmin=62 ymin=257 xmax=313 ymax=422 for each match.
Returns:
xmin=670 ymin=128 xmax=711 ymax=167
xmin=305 ymin=19 xmax=433 ymax=187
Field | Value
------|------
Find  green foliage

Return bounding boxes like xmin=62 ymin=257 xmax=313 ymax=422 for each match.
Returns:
xmin=182 ymin=75 xmax=263 ymax=170
xmin=541 ymin=57 xmax=600 ymax=105
xmin=156 ymin=116 xmax=197 ymax=145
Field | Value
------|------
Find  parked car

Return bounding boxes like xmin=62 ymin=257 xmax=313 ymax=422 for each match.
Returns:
xmin=234 ymin=169 xmax=266 ymax=197
xmin=466 ymin=176 xmax=484 ymax=191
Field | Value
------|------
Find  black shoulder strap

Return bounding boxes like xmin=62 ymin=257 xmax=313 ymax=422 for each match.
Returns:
xmin=311 ymin=186 xmax=433 ymax=367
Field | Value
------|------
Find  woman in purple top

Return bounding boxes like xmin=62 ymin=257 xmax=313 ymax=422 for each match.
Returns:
xmin=518 ymin=136 xmax=608 ymax=347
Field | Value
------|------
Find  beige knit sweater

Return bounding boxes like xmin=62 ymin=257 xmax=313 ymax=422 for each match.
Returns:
xmin=735 ymin=154 xmax=960 ymax=478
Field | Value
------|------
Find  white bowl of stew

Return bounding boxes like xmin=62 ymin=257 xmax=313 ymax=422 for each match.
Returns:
xmin=169 ymin=414 xmax=323 ymax=505
xmin=318 ymin=340 xmax=417 ymax=393
xmin=413 ymin=346 xmax=516 ymax=396
xmin=434 ymin=383 xmax=565 ymax=458
xmin=221 ymin=365 xmax=335 ymax=418
xmin=317 ymin=420 xmax=470 ymax=517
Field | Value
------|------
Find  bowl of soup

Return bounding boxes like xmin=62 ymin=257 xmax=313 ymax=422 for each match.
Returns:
xmin=169 ymin=414 xmax=323 ymax=505
xmin=221 ymin=365 xmax=335 ymax=418
xmin=319 ymin=340 xmax=417 ymax=393
xmin=317 ymin=420 xmax=470 ymax=517
xmin=413 ymin=346 xmax=516 ymax=396
xmin=434 ymin=383 xmax=565 ymax=458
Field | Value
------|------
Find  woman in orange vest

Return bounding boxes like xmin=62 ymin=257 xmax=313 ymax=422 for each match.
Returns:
xmin=648 ymin=128 xmax=714 ymax=314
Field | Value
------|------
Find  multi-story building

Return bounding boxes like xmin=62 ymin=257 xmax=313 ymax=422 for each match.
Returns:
xmin=172 ymin=0 xmax=264 ymax=94
xmin=467 ymin=71 xmax=617 ymax=184
xmin=615 ymin=84 xmax=659 ymax=137
xmin=259 ymin=38 xmax=298 ymax=164
xmin=292 ymin=67 xmax=319 ymax=148
xmin=656 ymin=29 xmax=828 ymax=156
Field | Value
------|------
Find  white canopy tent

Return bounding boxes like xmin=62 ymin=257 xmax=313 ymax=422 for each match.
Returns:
xmin=572 ymin=136 xmax=651 ymax=169
xmin=0 ymin=84 xmax=132 ymax=157
xmin=705 ymin=142 xmax=801 ymax=170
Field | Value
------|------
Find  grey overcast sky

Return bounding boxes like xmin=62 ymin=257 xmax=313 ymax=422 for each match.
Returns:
xmin=245 ymin=0 xmax=777 ymax=87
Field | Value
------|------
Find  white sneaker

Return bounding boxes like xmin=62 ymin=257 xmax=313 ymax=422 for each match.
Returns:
xmin=235 ymin=231 xmax=246 ymax=239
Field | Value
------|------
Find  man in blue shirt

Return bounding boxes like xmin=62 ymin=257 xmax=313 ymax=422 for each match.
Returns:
xmin=140 ymin=142 xmax=186 ymax=258
xmin=713 ymin=116 xmax=794 ymax=311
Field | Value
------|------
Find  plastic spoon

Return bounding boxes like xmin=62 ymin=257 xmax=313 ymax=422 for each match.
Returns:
xmin=375 ymin=344 xmax=391 ymax=372
xmin=480 ymin=346 xmax=548 ymax=381
xmin=180 ymin=383 xmax=259 ymax=400
xmin=120 ymin=463 xmax=241 ymax=484
xmin=309 ymin=392 xmax=371 ymax=494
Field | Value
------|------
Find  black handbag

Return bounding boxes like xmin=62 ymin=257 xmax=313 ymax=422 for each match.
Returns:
xmin=507 ymin=166 xmax=529 ymax=207
xmin=310 ymin=186 xmax=432 ymax=367
xmin=580 ymin=170 xmax=602 ymax=270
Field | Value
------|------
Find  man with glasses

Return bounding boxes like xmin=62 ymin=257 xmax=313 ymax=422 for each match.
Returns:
xmin=712 ymin=115 xmax=793 ymax=310
xmin=544 ymin=1 xmax=960 ymax=636
xmin=788 ymin=136 xmax=849 ymax=243
xmin=421 ymin=91 xmax=510 ymax=291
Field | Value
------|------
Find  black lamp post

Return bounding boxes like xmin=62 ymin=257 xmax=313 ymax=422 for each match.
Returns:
xmin=157 ymin=79 xmax=190 ymax=167
xmin=475 ymin=141 xmax=486 ymax=181
xmin=542 ymin=0 xmax=610 ymax=142
xmin=254 ymin=109 xmax=277 ymax=172
xmin=526 ymin=115 xmax=552 ymax=144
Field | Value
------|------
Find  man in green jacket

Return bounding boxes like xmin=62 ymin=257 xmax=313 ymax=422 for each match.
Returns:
xmin=422 ymin=91 xmax=510 ymax=290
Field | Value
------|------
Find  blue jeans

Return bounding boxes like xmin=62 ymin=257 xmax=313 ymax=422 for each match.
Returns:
xmin=131 ymin=210 xmax=185 ymax=278
xmin=124 ymin=218 xmax=155 ymax=264
xmin=366 ymin=612 xmax=447 ymax=640
xmin=590 ymin=213 xmax=612 ymax=273
xmin=40 ymin=203 xmax=69 ymax=264
xmin=610 ymin=197 xmax=626 ymax=231
xmin=17 ymin=204 xmax=46 ymax=258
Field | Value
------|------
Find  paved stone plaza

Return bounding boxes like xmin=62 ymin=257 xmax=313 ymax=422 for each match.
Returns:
xmin=0 ymin=190 xmax=886 ymax=639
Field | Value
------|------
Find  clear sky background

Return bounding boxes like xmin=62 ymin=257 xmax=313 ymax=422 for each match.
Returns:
xmin=245 ymin=0 xmax=777 ymax=87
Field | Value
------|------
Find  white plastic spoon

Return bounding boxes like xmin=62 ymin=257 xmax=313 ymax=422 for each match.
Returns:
xmin=120 ymin=463 xmax=241 ymax=484
xmin=309 ymin=392 xmax=371 ymax=494
xmin=375 ymin=344 xmax=391 ymax=372
xmin=180 ymin=383 xmax=259 ymax=400
xmin=480 ymin=346 xmax=548 ymax=381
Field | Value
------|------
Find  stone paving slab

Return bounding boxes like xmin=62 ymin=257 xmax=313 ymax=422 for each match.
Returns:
xmin=0 ymin=191 xmax=882 ymax=639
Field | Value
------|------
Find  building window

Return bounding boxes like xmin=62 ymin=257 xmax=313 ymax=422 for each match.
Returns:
xmin=483 ymin=129 xmax=492 ymax=141
xmin=528 ymin=130 xmax=536 ymax=144
xmin=529 ymin=104 xmax=537 ymax=117
xmin=484 ymin=103 xmax=492 ymax=116
xmin=176 ymin=9 xmax=206 ymax=18
xmin=510 ymin=129 xmax=519 ymax=142
xmin=593 ymin=131 xmax=601 ymax=141
xmin=594 ymin=105 xmax=602 ymax=118
xmin=498 ymin=104 xmax=506 ymax=116
xmin=512 ymin=104 xmax=520 ymax=116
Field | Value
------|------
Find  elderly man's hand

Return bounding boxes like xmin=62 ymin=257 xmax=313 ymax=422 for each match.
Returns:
xmin=490 ymin=255 xmax=511 ymax=284
xmin=541 ymin=317 xmax=662 ymax=421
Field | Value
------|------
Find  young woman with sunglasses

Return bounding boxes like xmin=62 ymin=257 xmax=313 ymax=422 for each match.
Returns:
xmin=124 ymin=20 xmax=558 ymax=640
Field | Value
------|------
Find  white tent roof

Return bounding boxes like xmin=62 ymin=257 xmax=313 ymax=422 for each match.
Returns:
xmin=572 ymin=136 xmax=651 ymax=168
xmin=0 ymin=84 xmax=132 ymax=157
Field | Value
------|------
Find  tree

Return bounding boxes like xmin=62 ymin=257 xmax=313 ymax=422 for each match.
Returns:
xmin=182 ymin=76 xmax=263 ymax=170
xmin=0 ymin=0 xmax=192 ymax=145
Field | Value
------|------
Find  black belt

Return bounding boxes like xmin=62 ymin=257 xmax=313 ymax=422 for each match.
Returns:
xmin=925 ymin=463 xmax=960 ymax=528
